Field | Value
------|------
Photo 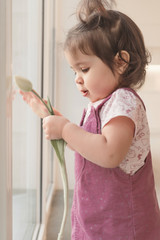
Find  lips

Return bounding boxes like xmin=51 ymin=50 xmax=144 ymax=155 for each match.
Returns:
xmin=80 ymin=89 xmax=88 ymax=97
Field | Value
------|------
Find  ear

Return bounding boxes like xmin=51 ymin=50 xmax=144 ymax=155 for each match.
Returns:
xmin=114 ymin=50 xmax=130 ymax=74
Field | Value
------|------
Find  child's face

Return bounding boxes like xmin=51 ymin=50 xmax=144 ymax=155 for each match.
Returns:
xmin=65 ymin=50 xmax=119 ymax=102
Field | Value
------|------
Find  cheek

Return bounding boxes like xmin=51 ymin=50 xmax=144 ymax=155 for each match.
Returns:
xmin=87 ymin=78 xmax=99 ymax=91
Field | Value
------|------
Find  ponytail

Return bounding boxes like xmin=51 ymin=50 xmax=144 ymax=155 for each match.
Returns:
xmin=76 ymin=0 xmax=116 ymax=29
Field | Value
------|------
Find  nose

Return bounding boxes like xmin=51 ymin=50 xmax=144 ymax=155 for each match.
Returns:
xmin=75 ymin=74 xmax=84 ymax=85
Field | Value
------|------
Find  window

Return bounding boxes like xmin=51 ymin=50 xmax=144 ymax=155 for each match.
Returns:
xmin=12 ymin=0 xmax=56 ymax=239
xmin=12 ymin=0 xmax=43 ymax=239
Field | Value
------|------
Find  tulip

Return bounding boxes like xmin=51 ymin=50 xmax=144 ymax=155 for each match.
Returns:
xmin=15 ymin=75 xmax=68 ymax=240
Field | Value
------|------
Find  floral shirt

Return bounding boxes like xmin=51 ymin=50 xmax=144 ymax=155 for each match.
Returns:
xmin=84 ymin=88 xmax=150 ymax=175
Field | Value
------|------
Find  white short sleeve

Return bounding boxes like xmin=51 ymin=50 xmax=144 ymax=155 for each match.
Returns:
xmin=99 ymin=89 xmax=150 ymax=175
xmin=100 ymin=89 xmax=142 ymax=134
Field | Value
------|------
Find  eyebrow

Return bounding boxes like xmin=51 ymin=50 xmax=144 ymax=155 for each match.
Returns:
xmin=71 ymin=61 xmax=90 ymax=68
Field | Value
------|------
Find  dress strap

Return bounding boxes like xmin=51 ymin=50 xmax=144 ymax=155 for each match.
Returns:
xmin=80 ymin=108 xmax=87 ymax=126
xmin=96 ymin=87 xmax=146 ymax=113
xmin=123 ymin=87 xmax=146 ymax=110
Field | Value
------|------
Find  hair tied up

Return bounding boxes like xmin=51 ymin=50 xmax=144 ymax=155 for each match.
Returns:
xmin=76 ymin=0 xmax=116 ymax=24
xmin=80 ymin=14 xmax=108 ymax=31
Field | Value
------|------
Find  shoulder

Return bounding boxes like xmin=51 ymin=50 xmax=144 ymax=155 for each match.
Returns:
xmin=100 ymin=88 xmax=146 ymax=129
xmin=111 ymin=88 xmax=144 ymax=106
xmin=104 ymin=88 xmax=145 ymax=112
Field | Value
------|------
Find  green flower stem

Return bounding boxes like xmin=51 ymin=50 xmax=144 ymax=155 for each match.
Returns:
xmin=31 ymin=89 xmax=68 ymax=240
xmin=15 ymin=74 xmax=69 ymax=239
xmin=51 ymin=139 xmax=68 ymax=240
xmin=31 ymin=89 xmax=51 ymax=114
xmin=57 ymin=153 xmax=69 ymax=240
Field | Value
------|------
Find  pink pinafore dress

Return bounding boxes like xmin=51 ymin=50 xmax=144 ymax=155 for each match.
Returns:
xmin=71 ymin=89 xmax=160 ymax=240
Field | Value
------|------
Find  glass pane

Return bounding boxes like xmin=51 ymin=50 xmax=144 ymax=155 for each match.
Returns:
xmin=12 ymin=0 xmax=42 ymax=239
xmin=46 ymin=0 xmax=56 ymax=198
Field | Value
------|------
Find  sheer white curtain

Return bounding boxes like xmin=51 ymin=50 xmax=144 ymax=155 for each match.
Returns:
xmin=12 ymin=0 xmax=42 ymax=239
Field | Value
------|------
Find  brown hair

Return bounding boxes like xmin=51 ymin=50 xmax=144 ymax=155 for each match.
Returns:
xmin=64 ymin=0 xmax=151 ymax=89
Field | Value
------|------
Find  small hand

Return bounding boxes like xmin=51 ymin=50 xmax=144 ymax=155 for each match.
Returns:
xmin=43 ymin=115 xmax=69 ymax=140
xmin=19 ymin=90 xmax=61 ymax=118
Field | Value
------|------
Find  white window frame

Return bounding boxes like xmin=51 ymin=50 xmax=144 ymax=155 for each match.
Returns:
xmin=38 ymin=0 xmax=56 ymax=236
xmin=0 ymin=0 xmax=12 ymax=239
xmin=34 ymin=0 xmax=57 ymax=239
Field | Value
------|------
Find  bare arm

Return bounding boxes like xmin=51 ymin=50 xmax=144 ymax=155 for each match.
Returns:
xmin=43 ymin=114 xmax=134 ymax=168
xmin=61 ymin=116 xmax=134 ymax=168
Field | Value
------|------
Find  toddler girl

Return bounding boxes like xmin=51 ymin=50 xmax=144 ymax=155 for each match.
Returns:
xmin=21 ymin=0 xmax=160 ymax=239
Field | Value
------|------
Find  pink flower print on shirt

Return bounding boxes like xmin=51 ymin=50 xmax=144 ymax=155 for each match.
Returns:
xmin=138 ymin=154 xmax=142 ymax=160
xmin=127 ymin=149 xmax=136 ymax=158
xmin=141 ymin=138 xmax=149 ymax=146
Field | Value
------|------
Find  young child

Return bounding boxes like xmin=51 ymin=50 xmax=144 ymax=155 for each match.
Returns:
xmin=20 ymin=0 xmax=160 ymax=239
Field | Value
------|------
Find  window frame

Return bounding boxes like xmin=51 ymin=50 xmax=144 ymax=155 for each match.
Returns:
xmin=0 ymin=0 xmax=12 ymax=239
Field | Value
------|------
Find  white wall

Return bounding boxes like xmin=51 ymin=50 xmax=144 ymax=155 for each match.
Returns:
xmin=138 ymin=65 xmax=160 ymax=203
xmin=55 ymin=0 xmax=160 ymax=190
xmin=115 ymin=0 xmax=160 ymax=65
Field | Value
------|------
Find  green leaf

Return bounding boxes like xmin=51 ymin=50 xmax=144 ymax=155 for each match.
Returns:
xmin=47 ymin=96 xmax=54 ymax=115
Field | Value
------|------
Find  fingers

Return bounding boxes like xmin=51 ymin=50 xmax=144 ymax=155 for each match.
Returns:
xmin=52 ymin=107 xmax=62 ymax=116
xmin=43 ymin=116 xmax=52 ymax=140
xmin=30 ymin=98 xmax=49 ymax=118
xmin=19 ymin=90 xmax=49 ymax=117
xmin=43 ymin=116 xmax=58 ymax=140
xmin=19 ymin=90 xmax=62 ymax=118
xmin=42 ymin=115 xmax=69 ymax=140
xmin=19 ymin=90 xmax=33 ymax=104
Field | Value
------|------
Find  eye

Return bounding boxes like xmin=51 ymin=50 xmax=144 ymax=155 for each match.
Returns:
xmin=73 ymin=70 xmax=77 ymax=75
xmin=81 ymin=68 xmax=89 ymax=73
